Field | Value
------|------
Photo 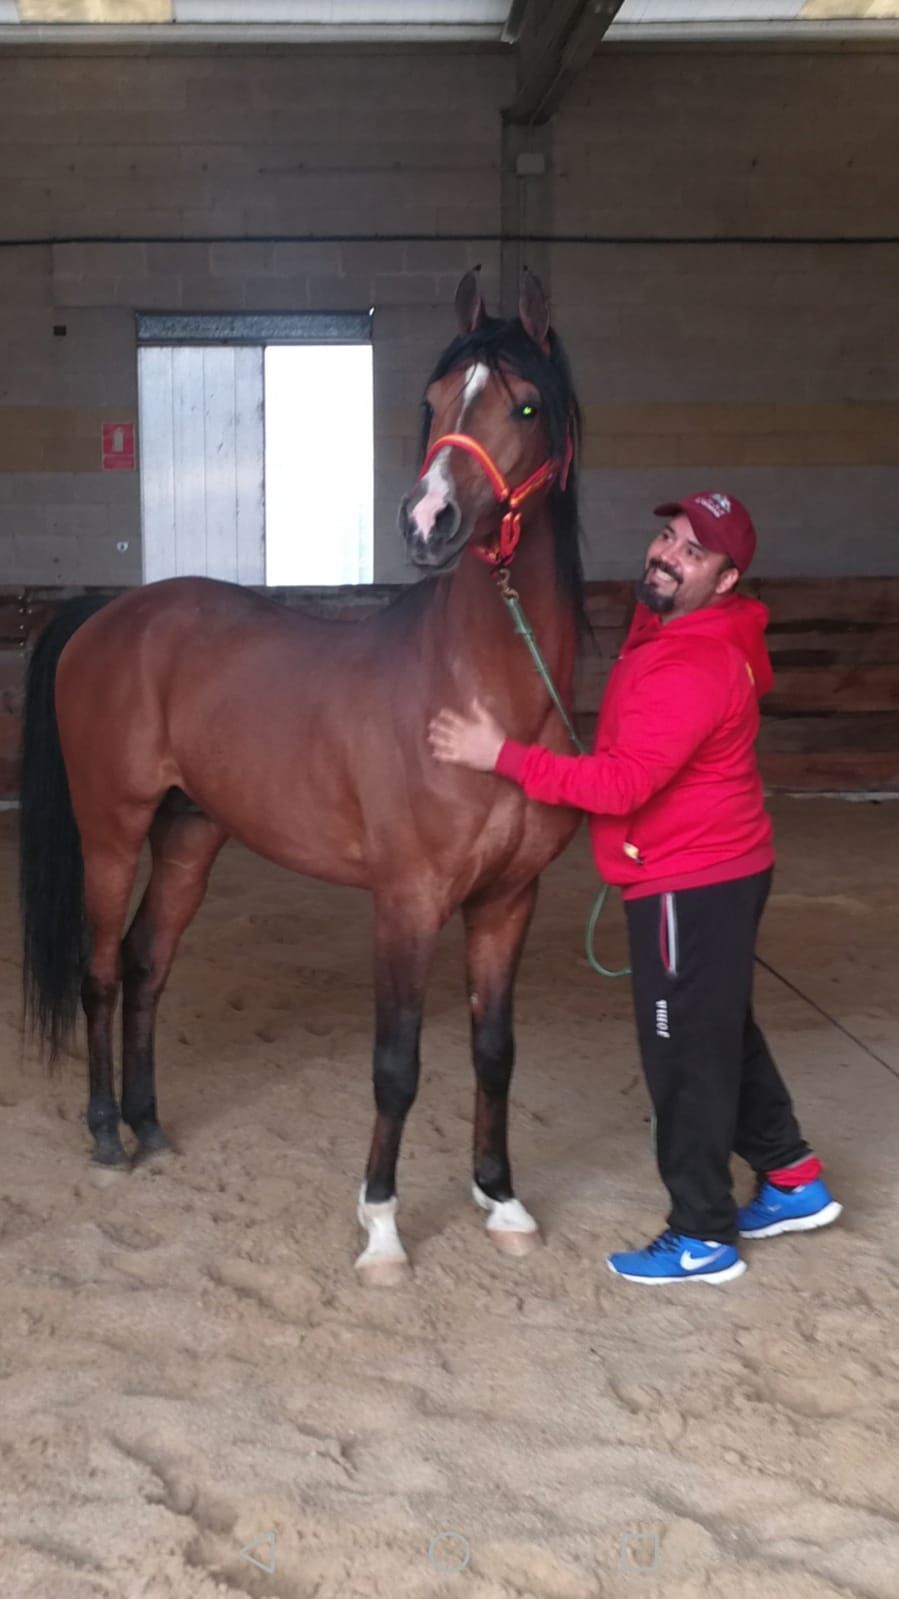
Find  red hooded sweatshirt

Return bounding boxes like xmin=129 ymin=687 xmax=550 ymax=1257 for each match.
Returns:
xmin=495 ymin=594 xmax=775 ymax=900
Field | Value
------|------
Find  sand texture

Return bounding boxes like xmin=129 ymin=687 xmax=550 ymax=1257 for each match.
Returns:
xmin=0 ymin=798 xmax=897 ymax=1599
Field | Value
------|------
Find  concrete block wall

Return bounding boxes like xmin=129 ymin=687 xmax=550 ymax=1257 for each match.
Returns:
xmin=551 ymin=49 xmax=899 ymax=579
xmin=0 ymin=49 xmax=507 ymax=588
xmin=0 ymin=44 xmax=896 ymax=590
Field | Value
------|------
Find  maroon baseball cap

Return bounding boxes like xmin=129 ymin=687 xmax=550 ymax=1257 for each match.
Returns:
xmin=653 ymin=492 xmax=757 ymax=573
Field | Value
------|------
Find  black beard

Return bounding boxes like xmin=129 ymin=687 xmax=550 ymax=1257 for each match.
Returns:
xmin=637 ymin=565 xmax=679 ymax=615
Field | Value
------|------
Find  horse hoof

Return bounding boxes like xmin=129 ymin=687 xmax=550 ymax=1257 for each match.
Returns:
xmin=355 ymin=1253 xmax=411 ymax=1289
xmin=132 ymin=1125 xmax=174 ymax=1168
xmin=88 ymin=1156 xmax=129 ymax=1186
xmin=472 ymin=1184 xmax=541 ymax=1256
xmin=487 ymin=1226 xmax=542 ymax=1257
xmin=133 ymin=1142 xmax=175 ymax=1173
xmin=355 ymin=1186 xmax=409 ymax=1286
xmin=137 ymin=1123 xmax=171 ymax=1152
xmin=90 ymin=1139 xmax=129 ymax=1173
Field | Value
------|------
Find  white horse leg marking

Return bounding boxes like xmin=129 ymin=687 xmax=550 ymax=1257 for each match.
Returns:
xmin=355 ymin=1183 xmax=410 ymax=1285
xmin=472 ymin=1182 xmax=541 ymax=1257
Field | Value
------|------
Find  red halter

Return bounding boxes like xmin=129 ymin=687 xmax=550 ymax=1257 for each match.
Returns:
xmin=417 ymin=431 xmax=572 ymax=570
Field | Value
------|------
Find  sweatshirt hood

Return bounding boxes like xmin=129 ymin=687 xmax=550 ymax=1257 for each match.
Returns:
xmin=624 ymin=595 xmax=774 ymax=698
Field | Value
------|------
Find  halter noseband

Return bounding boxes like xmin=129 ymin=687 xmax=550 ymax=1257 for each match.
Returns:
xmin=417 ymin=431 xmax=572 ymax=571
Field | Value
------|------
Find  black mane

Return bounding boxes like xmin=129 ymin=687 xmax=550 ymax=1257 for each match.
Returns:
xmin=419 ymin=316 xmax=587 ymax=626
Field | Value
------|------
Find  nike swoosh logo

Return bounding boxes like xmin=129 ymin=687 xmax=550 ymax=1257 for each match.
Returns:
xmin=680 ymin=1249 xmax=726 ymax=1271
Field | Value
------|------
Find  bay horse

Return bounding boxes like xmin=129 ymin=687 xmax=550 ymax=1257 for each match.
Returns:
xmin=19 ymin=268 xmax=585 ymax=1284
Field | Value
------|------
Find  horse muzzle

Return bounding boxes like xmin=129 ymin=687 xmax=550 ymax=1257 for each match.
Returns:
xmin=399 ymin=488 xmax=465 ymax=570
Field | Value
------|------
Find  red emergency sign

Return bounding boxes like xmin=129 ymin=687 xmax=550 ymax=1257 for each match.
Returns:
xmin=101 ymin=421 xmax=136 ymax=471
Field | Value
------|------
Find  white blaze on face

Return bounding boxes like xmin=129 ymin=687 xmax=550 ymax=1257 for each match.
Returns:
xmin=412 ymin=362 xmax=489 ymax=540
xmin=458 ymin=360 xmax=489 ymax=425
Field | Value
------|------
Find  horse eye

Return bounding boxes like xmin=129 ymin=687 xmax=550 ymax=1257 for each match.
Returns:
xmin=518 ymin=402 xmax=538 ymax=419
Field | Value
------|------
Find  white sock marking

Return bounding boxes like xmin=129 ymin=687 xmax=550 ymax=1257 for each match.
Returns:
xmin=355 ymin=1183 xmax=408 ymax=1271
xmin=472 ymin=1182 xmax=538 ymax=1234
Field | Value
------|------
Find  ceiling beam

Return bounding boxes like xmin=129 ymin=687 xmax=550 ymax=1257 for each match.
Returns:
xmin=604 ymin=19 xmax=899 ymax=45
xmin=505 ymin=0 xmax=626 ymax=124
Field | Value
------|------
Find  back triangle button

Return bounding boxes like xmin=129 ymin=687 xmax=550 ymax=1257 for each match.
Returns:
xmin=239 ymin=1531 xmax=276 ymax=1574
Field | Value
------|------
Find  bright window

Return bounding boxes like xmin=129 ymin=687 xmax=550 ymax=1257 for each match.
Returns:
xmin=264 ymin=343 xmax=373 ymax=586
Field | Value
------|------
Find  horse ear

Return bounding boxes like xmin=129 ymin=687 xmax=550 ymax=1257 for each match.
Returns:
xmin=454 ymin=266 xmax=486 ymax=335
xmin=519 ymin=267 xmax=550 ymax=351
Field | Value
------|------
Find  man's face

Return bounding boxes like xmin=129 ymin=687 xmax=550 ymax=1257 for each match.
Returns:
xmin=638 ymin=512 xmax=739 ymax=619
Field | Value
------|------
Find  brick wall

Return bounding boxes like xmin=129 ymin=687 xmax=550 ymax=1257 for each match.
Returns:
xmin=0 ymin=44 xmax=896 ymax=590
xmin=0 ymin=49 xmax=508 ymax=588
xmin=551 ymin=49 xmax=899 ymax=579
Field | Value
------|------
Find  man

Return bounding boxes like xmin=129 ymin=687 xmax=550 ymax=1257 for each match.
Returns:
xmin=428 ymin=492 xmax=841 ymax=1285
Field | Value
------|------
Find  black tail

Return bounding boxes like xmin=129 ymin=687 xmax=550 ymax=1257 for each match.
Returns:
xmin=19 ymin=596 xmax=110 ymax=1061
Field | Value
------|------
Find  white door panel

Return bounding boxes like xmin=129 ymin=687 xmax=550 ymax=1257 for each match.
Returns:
xmin=139 ymin=345 xmax=265 ymax=585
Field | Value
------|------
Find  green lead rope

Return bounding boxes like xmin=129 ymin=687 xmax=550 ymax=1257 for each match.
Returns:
xmin=497 ymin=578 xmax=631 ymax=980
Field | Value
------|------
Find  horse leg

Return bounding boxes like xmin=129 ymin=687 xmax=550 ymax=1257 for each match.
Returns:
xmin=81 ymin=811 xmax=156 ymax=1169
xmin=464 ymin=882 xmax=542 ymax=1256
xmin=121 ymin=810 xmax=227 ymax=1161
xmin=356 ymin=896 xmax=440 ymax=1286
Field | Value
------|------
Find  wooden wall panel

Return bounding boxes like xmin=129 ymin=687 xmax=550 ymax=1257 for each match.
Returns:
xmin=2 ymin=577 xmax=898 ymax=800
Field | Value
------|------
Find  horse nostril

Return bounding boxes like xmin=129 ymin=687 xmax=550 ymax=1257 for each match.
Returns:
xmin=432 ymin=503 xmax=461 ymax=545
xmin=398 ymin=495 xmax=419 ymax=541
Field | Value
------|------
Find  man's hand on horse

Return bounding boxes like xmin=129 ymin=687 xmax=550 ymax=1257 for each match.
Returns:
xmin=428 ymin=698 xmax=507 ymax=772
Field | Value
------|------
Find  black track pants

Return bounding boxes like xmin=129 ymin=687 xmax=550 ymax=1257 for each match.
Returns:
xmin=624 ymin=869 xmax=809 ymax=1245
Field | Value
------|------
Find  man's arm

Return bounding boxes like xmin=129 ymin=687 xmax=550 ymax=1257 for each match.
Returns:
xmin=495 ymin=657 xmax=727 ymax=815
xmin=428 ymin=655 xmax=728 ymax=815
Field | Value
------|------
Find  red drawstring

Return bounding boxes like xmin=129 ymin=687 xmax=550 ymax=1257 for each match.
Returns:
xmin=417 ymin=431 xmax=567 ymax=570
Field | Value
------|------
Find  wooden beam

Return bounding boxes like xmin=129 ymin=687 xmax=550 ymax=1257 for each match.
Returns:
xmin=506 ymin=0 xmax=625 ymax=126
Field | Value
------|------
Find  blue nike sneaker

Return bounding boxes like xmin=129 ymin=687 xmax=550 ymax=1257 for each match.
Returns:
xmin=738 ymin=1178 xmax=842 ymax=1239
xmin=607 ymin=1230 xmax=746 ymax=1284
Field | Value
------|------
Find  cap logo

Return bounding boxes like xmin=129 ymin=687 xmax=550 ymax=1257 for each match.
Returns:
xmin=695 ymin=493 xmax=731 ymax=518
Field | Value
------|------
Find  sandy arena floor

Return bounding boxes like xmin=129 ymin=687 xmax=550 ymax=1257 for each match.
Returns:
xmin=0 ymin=798 xmax=897 ymax=1599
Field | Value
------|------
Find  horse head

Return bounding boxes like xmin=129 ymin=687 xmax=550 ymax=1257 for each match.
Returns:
xmin=400 ymin=268 xmax=574 ymax=573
